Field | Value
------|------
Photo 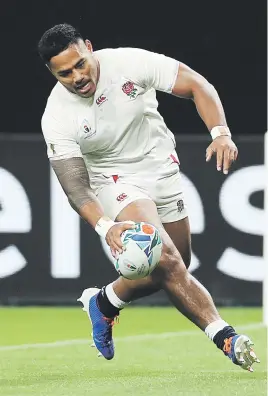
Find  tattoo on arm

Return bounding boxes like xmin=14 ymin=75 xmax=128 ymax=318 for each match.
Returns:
xmin=50 ymin=157 xmax=98 ymax=212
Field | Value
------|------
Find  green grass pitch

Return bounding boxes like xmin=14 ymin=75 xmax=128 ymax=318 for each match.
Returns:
xmin=0 ymin=306 xmax=266 ymax=395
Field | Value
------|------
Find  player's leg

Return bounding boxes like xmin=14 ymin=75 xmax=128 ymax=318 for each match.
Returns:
xmin=111 ymin=198 xmax=220 ymax=327
xmin=107 ymin=167 xmax=192 ymax=302
xmin=163 ymin=216 xmax=191 ymax=269
xmin=110 ymin=200 xmax=258 ymax=369
xmin=107 ymin=217 xmax=192 ymax=302
xmin=112 ymin=218 xmax=192 ymax=308
xmin=78 ymin=198 xmax=194 ymax=359
xmin=78 ymin=187 xmax=259 ymax=369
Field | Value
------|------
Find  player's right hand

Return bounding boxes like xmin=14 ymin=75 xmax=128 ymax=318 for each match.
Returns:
xmin=206 ymin=135 xmax=238 ymax=175
xmin=106 ymin=221 xmax=136 ymax=258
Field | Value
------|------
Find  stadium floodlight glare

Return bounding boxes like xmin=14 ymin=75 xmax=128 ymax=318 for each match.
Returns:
xmin=263 ymin=131 xmax=268 ymax=326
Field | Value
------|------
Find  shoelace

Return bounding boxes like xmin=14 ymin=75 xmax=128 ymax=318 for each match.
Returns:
xmin=223 ymin=337 xmax=233 ymax=354
xmin=103 ymin=315 xmax=119 ymax=327
xmin=99 ymin=316 xmax=119 ymax=345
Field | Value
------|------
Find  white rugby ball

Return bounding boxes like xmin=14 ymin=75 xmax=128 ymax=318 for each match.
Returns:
xmin=115 ymin=222 xmax=162 ymax=280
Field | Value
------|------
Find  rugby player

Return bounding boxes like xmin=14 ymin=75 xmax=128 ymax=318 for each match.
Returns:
xmin=38 ymin=23 xmax=259 ymax=370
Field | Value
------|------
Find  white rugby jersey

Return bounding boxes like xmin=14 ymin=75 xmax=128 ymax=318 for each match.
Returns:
xmin=42 ymin=48 xmax=179 ymax=183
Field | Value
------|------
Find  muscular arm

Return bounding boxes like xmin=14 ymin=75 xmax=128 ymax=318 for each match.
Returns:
xmin=172 ymin=62 xmax=227 ymax=131
xmin=50 ymin=157 xmax=104 ymax=227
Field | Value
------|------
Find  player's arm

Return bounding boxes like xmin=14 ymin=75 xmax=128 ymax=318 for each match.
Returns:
xmin=172 ymin=63 xmax=226 ymax=128
xmin=50 ymin=157 xmax=103 ymax=226
xmin=171 ymin=62 xmax=238 ymax=174
xmin=126 ymin=48 xmax=237 ymax=174
xmin=50 ymin=157 xmax=134 ymax=254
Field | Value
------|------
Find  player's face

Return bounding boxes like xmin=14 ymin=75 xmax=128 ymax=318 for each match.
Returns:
xmin=49 ymin=39 xmax=99 ymax=98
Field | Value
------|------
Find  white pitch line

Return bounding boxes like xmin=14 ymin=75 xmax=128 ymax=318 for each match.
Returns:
xmin=0 ymin=322 xmax=264 ymax=352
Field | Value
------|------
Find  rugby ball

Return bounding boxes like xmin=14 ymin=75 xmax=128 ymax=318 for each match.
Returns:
xmin=115 ymin=222 xmax=162 ymax=280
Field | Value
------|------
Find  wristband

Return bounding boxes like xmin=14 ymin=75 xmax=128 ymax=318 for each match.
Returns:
xmin=95 ymin=217 xmax=115 ymax=238
xmin=210 ymin=126 xmax=231 ymax=140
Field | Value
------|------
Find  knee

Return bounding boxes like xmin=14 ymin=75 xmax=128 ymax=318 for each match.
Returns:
xmin=155 ymin=244 xmax=186 ymax=281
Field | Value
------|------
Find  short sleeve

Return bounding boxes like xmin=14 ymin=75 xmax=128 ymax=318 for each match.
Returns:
xmin=122 ymin=48 xmax=179 ymax=93
xmin=41 ymin=111 xmax=82 ymax=160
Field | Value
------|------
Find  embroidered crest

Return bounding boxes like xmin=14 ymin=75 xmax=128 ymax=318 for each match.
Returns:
xmin=81 ymin=119 xmax=96 ymax=139
xmin=122 ymin=81 xmax=138 ymax=99
xmin=83 ymin=124 xmax=89 ymax=133
xmin=177 ymin=199 xmax=184 ymax=213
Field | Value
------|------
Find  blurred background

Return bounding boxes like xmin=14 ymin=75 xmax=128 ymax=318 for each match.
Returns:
xmin=0 ymin=0 xmax=266 ymax=307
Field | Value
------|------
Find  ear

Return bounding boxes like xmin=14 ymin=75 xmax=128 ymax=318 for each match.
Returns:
xmin=85 ymin=39 xmax=93 ymax=52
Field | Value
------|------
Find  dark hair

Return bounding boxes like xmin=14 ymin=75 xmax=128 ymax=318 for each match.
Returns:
xmin=38 ymin=23 xmax=83 ymax=64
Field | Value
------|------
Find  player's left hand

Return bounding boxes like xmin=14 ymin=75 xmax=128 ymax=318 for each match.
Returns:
xmin=206 ymin=136 xmax=238 ymax=175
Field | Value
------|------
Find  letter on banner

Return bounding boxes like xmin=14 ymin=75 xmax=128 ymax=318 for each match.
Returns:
xmin=181 ymin=173 xmax=204 ymax=272
xmin=0 ymin=168 xmax=31 ymax=277
xmin=218 ymin=165 xmax=265 ymax=281
xmin=50 ymin=167 xmax=80 ymax=278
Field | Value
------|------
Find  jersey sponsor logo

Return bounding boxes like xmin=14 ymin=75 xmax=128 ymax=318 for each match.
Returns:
xmin=96 ymin=94 xmax=107 ymax=106
xmin=122 ymin=81 xmax=138 ymax=99
xmin=116 ymin=193 xmax=128 ymax=202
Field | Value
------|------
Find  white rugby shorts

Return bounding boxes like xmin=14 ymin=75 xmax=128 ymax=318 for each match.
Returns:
xmin=94 ymin=154 xmax=188 ymax=223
